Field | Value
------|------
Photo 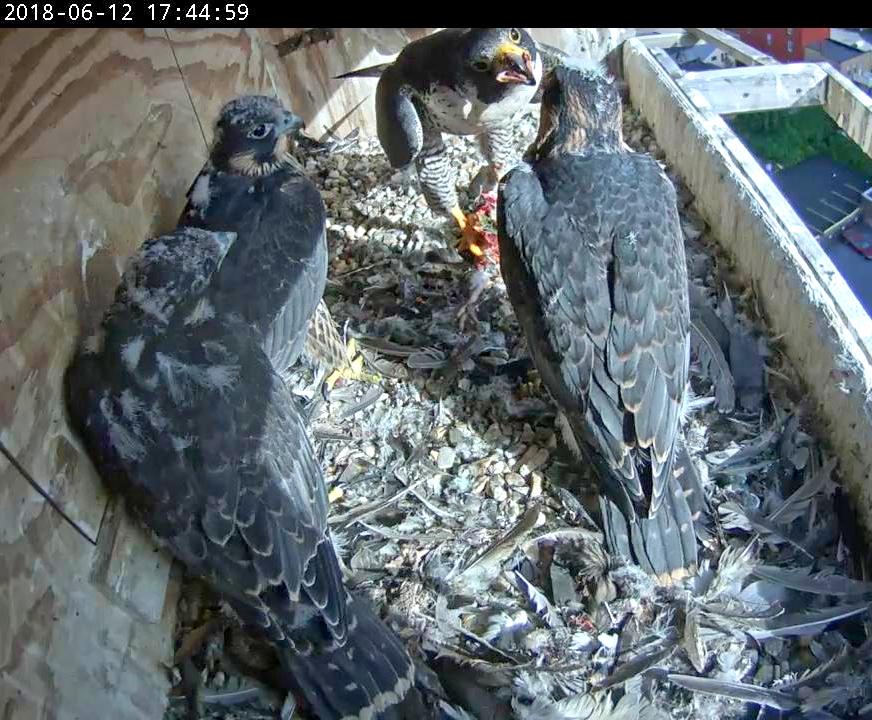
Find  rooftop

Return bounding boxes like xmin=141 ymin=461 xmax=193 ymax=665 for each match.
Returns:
xmin=773 ymin=155 xmax=872 ymax=315
xmin=807 ymin=38 xmax=867 ymax=64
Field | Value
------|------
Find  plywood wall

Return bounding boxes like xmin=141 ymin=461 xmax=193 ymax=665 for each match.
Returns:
xmin=0 ymin=28 xmax=295 ymax=719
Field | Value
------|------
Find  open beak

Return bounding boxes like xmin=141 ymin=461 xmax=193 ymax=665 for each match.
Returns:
xmin=494 ymin=42 xmax=536 ymax=86
xmin=277 ymin=110 xmax=306 ymax=136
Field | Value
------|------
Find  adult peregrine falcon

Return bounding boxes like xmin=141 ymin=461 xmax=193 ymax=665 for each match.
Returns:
xmin=65 ymin=227 xmax=424 ymax=719
xmin=337 ymin=28 xmax=542 ymax=258
xmin=497 ymin=62 xmax=698 ymax=579
xmin=179 ymin=95 xmax=361 ymax=387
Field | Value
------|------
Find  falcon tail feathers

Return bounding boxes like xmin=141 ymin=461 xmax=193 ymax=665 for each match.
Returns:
xmin=280 ymin=598 xmax=426 ymax=720
xmin=334 ymin=62 xmax=394 ymax=80
xmin=601 ymin=469 xmax=699 ymax=582
xmin=673 ymin=442 xmax=714 ymax=546
xmin=304 ymin=299 xmax=350 ymax=370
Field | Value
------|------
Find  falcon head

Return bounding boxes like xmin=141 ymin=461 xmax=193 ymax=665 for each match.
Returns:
xmin=462 ymin=28 xmax=540 ymax=89
xmin=210 ymin=95 xmax=306 ymax=177
xmin=114 ymin=228 xmax=236 ymax=327
xmin=524 ymin=60 xmax=623 ymax=162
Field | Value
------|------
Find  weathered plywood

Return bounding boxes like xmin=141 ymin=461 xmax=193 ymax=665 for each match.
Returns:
xmin=822 ymin=63 xmax=872 ymax=157
xmin=165 ymin=29 xmax=296 ymax=146
xmin=0 ymin=507 xmax=177 ymax=720
xmin=0 ymin=29 xmax=206 ymax=540
xmin=679 ymin=63 xmax=828 ymax=115
xmin=624 ymin=37 xmax=872 ymax=532
xmin=650 ymin=47 xmax=686 ymax=79
xmin=266 ymin=28 xmax=438 ymax=139
xmin=685 ymin=27 xmax=778 ymax=66
xmin=633 ymin=31 xmax=699 ymax=50
xmin=0 ymin=28 xmax=218 ymax=718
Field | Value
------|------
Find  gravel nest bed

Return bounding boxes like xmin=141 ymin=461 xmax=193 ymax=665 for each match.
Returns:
xmin=165 ymin=101 xmax=872 ymax=720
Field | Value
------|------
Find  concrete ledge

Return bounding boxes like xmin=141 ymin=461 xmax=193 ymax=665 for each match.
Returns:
xmin=624 ymin=37 xmax=872 ymax=532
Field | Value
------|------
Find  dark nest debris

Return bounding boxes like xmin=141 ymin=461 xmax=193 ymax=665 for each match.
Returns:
xmin=164 ymin=100 xmax=872 ymax=720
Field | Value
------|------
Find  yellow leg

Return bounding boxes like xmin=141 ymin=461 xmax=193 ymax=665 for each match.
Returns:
xmin=450 ymin=205 xmax=486 ymax=258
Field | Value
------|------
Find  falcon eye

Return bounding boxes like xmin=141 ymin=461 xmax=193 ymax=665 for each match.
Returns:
xmin=472 ymin=59 xmax=490 ymax=72
xmin=247 ymin=123 xmax=272 ymax=140
xmin=509 ymin=28 xmax=521 ymax=43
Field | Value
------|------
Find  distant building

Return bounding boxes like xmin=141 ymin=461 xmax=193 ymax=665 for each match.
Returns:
xmin=730 ymin=28 xmax=830 ymax=62
xmin=805 ymin=29 xmax=872 ymax=89
xmin=665 ymin=42 xmax=734 ymax=71
xmin=773 ymin=156 xmax=872 ymax=315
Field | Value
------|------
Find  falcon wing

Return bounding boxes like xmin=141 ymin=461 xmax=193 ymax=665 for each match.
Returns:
xmin=166 ymin=336 xmax=346 ymax=643
xmin=498 ymin=154 xmax=690 ymax=520
xmin=178 ymin=161 xmax=212 ymax=224
xmin=376 ymin=63 xmax=423 ymax=168
xmin=69 ymin=321 xmax=347 ymax=645
xmin=262 ymin=173 xmax=328 ymax=375
xmin=179 ymin=167 xmax=328 ymax=377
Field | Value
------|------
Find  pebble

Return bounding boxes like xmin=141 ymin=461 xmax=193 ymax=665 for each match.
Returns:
xmin=483 ymin=423 xmax=503 ymax=443
xmin=437 ymin=447 xmax=457 ymax=470
xmin=504 ymin=472 xmax=526 ymax=488
xmin=505 ymin=443 xmax=527 ymax=459
xmin=487 ymin=479 xmax=508 ymax=502
xmin=516 ymin=446 xmax=549 ymax=475
xmin=520 ymin=424 xmax=535 ymax=442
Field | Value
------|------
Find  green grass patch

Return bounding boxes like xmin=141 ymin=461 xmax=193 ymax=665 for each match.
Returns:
xmin=727 ymin=106 xmax=872 ymax=176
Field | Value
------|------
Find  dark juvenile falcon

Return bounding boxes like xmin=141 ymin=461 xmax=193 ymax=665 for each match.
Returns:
xmin=497 ymin=61 xmax=698 ymax=579
xmin=179 ymin=95 xmax=362 ymax=387
xmin=65 ymin=228 xmax=425 ymax=719
xmin=337 ymin=28 xmax=542 ymax=258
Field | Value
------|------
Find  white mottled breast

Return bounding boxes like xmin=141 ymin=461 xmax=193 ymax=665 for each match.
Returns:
xmin=423 ymin=56 xmax=543 ymax=136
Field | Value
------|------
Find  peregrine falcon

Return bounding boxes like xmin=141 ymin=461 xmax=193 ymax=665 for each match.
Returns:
xmin=179 ymin=95 xmax=362 ymax=388
xmin=337 ymin=28 xmax=543 ymax=258
xmin=497 ymin=62 xmax=698 ymax=579
xmin=65 ymin=227 xmax=424 ymax=719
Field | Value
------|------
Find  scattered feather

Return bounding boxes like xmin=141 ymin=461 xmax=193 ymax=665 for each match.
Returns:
xmin=511 ymin=570 xmax=564 ymax=628
xmin=666 ymin=674 xmax=799 ymax=710
xmin=690 ymin=318 xmax=736 ymax=413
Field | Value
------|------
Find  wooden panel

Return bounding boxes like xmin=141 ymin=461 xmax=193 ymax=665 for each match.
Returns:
xmin=0 ymin=28 xmax=211 ymax=718
xmin=679 ymin=63 xmax=828 ymax=115
xmin=624 ymin=37 xmax=872 ymax=533
xmin=165 ymin=29 xmax=297 ymax=146
xmin=650 ymin=47 xmax=686 ymax=79
xmin=685 ymin=27 xmax=778 ymax=66
xmin=266 ymin=28 xmax=438 ymax=138
xmin=0 ymin=509 xmax=177 ymax=720
xmin=822 ymin=63 xmax=872 ymax=157
xmin=635 ymin=31 xmax=700 ymax=50
xmin=0 ymin=29 xmax=206 ymax=539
